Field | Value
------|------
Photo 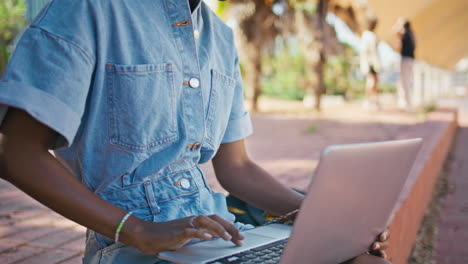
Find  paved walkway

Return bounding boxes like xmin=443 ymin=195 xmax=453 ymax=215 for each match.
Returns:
xmin=434 ymin=96 xmax=468 ymax=263
xmin=0 ymin=99 xmax=460 ymax=263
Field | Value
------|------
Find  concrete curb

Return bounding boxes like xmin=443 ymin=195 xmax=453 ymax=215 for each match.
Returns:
xmin=386 ymin=108 xmax=458 ymax=264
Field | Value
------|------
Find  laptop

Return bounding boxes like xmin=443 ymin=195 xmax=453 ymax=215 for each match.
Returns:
xmin=159 ymin=138 xmax=423 ymax=264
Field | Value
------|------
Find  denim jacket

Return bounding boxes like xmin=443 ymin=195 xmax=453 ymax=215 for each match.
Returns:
xmin=0 ymin=0 xmax=253 ymax=256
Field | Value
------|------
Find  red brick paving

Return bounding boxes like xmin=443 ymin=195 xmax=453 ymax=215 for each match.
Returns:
xmin=0 ymin=99 xmax=464 ymax=263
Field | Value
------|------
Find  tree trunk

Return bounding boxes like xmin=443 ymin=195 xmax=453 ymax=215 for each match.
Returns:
xmin=314 ymin=51 xmax=326 ymax=111
xmin=251 ymin=52 xmax=262 ymax=112
xmin=313 ymin=0 xmax=329 ymax=112
xmin=233 ymin=0 xmax=277 ymax=113
xmin=243 ymin=43 xmax=262 ymax=112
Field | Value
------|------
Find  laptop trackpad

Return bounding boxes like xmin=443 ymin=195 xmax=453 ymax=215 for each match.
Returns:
xmin=159 ymin=230 xmax=286 ymax=264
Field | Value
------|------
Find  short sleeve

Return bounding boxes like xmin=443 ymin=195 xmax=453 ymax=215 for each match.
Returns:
xmin=221 ymin=54 xmax=253 ymax=144
xmin=0 ymin=26 xmax=94 ymax=149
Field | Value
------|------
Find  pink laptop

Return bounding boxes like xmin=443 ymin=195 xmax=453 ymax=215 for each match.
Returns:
xmin=159 ymin=138 xmax=423 ymax=264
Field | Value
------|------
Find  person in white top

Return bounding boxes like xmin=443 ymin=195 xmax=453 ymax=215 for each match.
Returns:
xmin=360 ymin=19 xmax=382 ymax=110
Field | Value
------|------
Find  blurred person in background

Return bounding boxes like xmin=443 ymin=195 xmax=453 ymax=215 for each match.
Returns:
xmin=393 ymin=17 xmax=416 ymax=112
xmin=360 ymin=18 xmax=382 ymax=111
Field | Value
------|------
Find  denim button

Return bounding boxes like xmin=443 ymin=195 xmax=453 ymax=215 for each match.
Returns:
xmin=189 ymin=77 xmax=200 ymax=88
xmin=191 ymin=142 xmax=201 ymax=151
xmin=194 ymin=30 xmax=200 ymax=40
xmin=180 ymin=178 xmax=191 ymax=189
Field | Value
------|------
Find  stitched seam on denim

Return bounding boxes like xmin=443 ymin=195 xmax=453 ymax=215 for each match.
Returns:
xmin=98 ymin=166 xmax=197 ymax=196
xmin=202 ymin=2 xmax=235 ymax=43
xmin=127 ymin=204 xmax=149 ymax=211
xmin=110 ymin=135 xmax=178 ymax=151
xmin=112 ymin=69 xmax=171 ymax=74
xmin=101 ymin=242 xmax=126 ymax=255
xmin=163 ymin=0 xmax=188 ymax=147
xmin=198 ymin=190 xmax=212 ymax=215
xmin=106 ymin=63 xmax=173 ymax=72
xmin=206 ymin=70 xmax=218 ymax=146
xmin=168 ymin=68 xmax=177 ymax=133
xmin=157 ymin=190 xmax=198 ymax=203
xmin=102 ymin=188 xmax=197 ymax=207
xmin=93 ymin=232 xmax=108 ymax=252
xmin=98 ymin=201 xmax=148 ymax=213
xmin=100 ymin=191 xmax=150 ymax=210
xmin=144 ymin=183 xmax=160 ymax=213
xmin=163 ymin=0 xmax=184 ymax=65
xmin=181 ymin=0 xmax=205 ymax=147
xmin=33 ymin=0 xmax=55 ymax=26
xmin=106 ymin=64 xmax=177 ymax=151
xmin=107 ymin=67 xmax=117 ymax=144
xmin=75 ymin=149 xmax=94 ymax=192
xmin=0 ymin=80 xmax=82 ymax=120
xmin=0 ymin=80 xmax=82 ymax=143
xmin=214 ymin=70 xmax=236 ymax=86
xmin=196 ymin=166 xmax=213 ymax=193
xmin=204 ymin=138 xmax=216 ymax=149
xmin=208 ymin=70 xmax=237 ymax=146
xmin=30 ymin=25 xmax=94 ymax=65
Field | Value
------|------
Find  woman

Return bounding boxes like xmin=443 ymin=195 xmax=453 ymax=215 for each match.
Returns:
xmin=394 ymin=18 xmax=416 ymax=112
xmin=360 ymin=19 xmax=382 ymax=110
xmin=0 ymin=0 xmax=389 ymax=263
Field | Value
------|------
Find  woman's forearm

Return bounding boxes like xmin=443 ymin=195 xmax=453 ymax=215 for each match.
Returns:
xmin=0 ymin=109 xmax=246 ymax=255
xmin=214 ymin=159 xmax=303 ymax=216
xmin=4 ymin=149 xmax=143 ymax=242
xmin=0 ymin=109 xmax=144 ymax=247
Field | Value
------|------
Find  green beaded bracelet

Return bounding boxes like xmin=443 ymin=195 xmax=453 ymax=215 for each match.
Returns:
xmin=115 ymin=211 xmax=133 ymax=243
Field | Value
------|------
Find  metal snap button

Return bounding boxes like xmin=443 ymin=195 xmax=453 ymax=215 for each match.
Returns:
xmin=189 ymin=78 xmax=200 ymax=88
xmin=194 ymin=30 xmax=200 ymax=40
xmin=179 ymin=178 xmax=191 ymax=189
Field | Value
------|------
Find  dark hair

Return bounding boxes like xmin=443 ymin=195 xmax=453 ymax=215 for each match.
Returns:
xmin=404 ymin=21 xmax=411 ymax=31
xmin=403 ymin=20 xmax=415 ymax=47
xmin=367 ymin=19 xmax=378 ymax=31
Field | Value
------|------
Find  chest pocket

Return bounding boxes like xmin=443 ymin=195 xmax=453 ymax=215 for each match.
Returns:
xmin=106 ymin=63 xmax=177 ymax=152
xmin=205 ymin=70 xmax=236 ymax=148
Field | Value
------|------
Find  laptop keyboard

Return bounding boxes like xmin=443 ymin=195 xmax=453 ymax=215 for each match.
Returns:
xmin=207 ymin=238 xmax=288 ymax=264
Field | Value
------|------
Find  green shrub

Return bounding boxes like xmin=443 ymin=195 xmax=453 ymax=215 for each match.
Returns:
xmin=262 ymin=47 xmax=307 ymax=101
xmin=0 ymin=0 xmax=26 ymax=74
xmin=259 ymin=42 xmax=396 ymax=102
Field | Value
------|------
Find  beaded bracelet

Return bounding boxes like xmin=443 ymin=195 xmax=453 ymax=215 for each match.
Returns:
xmin=262 ymin=209 xmax=299 ymax=226
xmin=115 ymin=211 xmax=133 ymax=243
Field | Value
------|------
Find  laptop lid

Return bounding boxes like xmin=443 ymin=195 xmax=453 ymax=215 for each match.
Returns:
xmin=280 ymin=138 xmax=422 ymax=264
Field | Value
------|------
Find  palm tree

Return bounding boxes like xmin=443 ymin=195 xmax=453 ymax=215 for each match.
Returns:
xmin=223 ymin=0 xmax=372 ymax=111
xmin=294 ymin=0 xmax=330 ymax=111
xmin=228 ymin=0 xmax=281 ymax=112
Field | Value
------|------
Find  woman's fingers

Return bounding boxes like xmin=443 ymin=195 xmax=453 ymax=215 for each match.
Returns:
xmin=379 ymin=231 xmax=390 ymax=242
xmin=210 ymin=215 xmax=244 ymax=241
xmin=148 ymin=214 xmax=244 ymax=253
xmin=371 ymin=230 xmax=390 ymax=250
xmin=368 ymin=230 xmax=390 ymax=259
xmin=189 ymin=215 xmax=244 ymax=246
xmin=182 ymin=227 xmax=214 ymax=241
xmin=193 ymin=215 xmax=232 ymax=240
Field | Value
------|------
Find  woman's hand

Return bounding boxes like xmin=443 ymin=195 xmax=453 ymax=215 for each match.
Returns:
xmin=342 ymin=231 xmax=391 ymax=264
xmin=368 ymin=231 xmax=390 ymax=259
xmin=129 ymin=214 xmax=245 ymax=255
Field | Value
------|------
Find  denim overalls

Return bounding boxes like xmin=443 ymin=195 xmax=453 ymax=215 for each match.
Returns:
xmin=0 ymin=0 xmax=253 ymax=262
